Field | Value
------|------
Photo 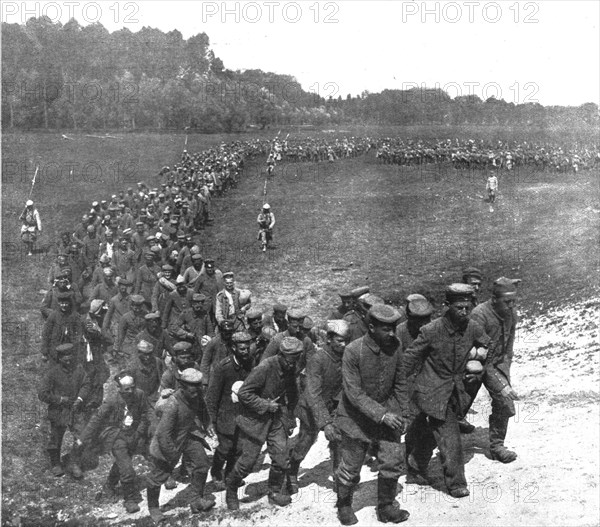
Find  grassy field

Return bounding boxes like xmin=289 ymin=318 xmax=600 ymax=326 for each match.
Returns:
xmin=2 ymin=127 xmax=599 ymax=525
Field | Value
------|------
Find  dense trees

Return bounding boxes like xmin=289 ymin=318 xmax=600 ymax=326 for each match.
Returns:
xmin=2 ymin=17 xmax=598 ymax=131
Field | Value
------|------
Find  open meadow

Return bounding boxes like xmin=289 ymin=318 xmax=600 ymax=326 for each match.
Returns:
xmin=2 ymin=127 xmax=599 ymax=526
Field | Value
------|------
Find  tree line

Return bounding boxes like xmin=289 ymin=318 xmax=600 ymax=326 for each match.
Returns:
xmin=2 ymin=17 xmax=598 ymax=132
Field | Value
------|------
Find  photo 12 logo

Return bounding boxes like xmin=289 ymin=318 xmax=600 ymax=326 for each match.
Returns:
xmin=200 ymin=1 xmax=340 ymax=23
xmin=401 ymin=2 xmax=540 ymax=24
xmin=1 ymin=1 xmax=140 ymax=25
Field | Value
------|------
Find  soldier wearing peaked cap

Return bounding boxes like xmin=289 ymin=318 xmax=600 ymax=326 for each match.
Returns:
xmin=462 ymin=267 xmax=483 ymax=303
xmin=262 ymin=303 xmax=288 ymax=333
xmin=170 ymin=293 xmax=214 ymax=362
xmin=466 ymin=277 xmax=521 ymax=463
xmin=288 ymin=320 xmax=350 ymax=495
xmin=328 ymin=289 xmax=355 ymax=320
xmin=41 ymin=292 xmax=85 ymax=363
xmin=334 ymin=304 xmax=409 ymax=525
xmin=133 ymin=251 xmax=160 ymax=303
xmin=396 ymin=294 xmax=434 ymax=352
xmin=113 ymin=295 xmax=147 ymax=365
xmin=342 ymin=287 xmax=375 ymax=343
xmin=38 ymin=343 xmax=91 ymax=478
xmin=146 ymin=367 xmax=215 ymax=522
xmin=79 ymin=372 xmax=150 ymax=514
xmin=199 ymin=319 xmax=235 ymax=387
xmin=205 ymin=330 xmax=255 ymax=491
xmin=400 ymin=284 xmax=491 ymax=499
xmin=225 ymin=337 xmax=303 ymax=510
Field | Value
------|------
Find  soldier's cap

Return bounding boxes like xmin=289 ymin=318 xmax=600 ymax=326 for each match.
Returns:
xmin=261 ymin=326 xmax=277 ymax=340
xmin=326 ymin=319 xmax=350 ymax=338
xmin=117 ymin=277 xmax=133 ymax=286
xmin=301 ymin=316 xmax=314 ymax=330
xmin=144 ymin=311 xmax=161 ymax=320
xmin=462 ymin=267 xmax=483 ymax=281
xmin=287 ymin=309 xmax=305 ymax=321
xmin=122 ymin=228 xmax=132 ymax=237
xmin=246 ymin=308 xmax=263 ymax=320
xmin=273 ymin=303 xmax=287 ymax=314
xmin=86 ymin=225 xmax=95 ymax=232
xmin=162 ymin=264 xmax=175 ymax=271
xmin=219 ymin=319 xmax=235 ymax=331
xmin=192 ymin=293 xmax=207 ymax=302
xmin=89 ymin=299 xmax=106 ymax=315
xmin=368 ymin=304 xmax=402 ymax=325
xmin=163 ymin=207 xmax=171 ymax=215
xmin=128 ymin=187 xmax=133 ymax=192
xmin=179 ymin=368 xmax=203 ymax=385
xmin=169 ymin=219 xmax=179 ymax=225
xmin=222 ymin=271 xmax=234 ymax=280
xmin=339 ymin=289 xmax=353 ymax=299
xmin=143 ymin=251 xmax=155 ymax=259
xmin=350 ymin=286 xmax=370 ymax=298
xmin=173 ymin=341 xmax=193 ymax=354
xmin=445 ymin=283 xmax=475 ymax=302
xmin=232 ymin=331 xmax=253 ymax=343
xmin=92 ymin=201 xmax=99 ymax=207
xmin=158 ymin=193 xmax=165 ymax=198
xmin=358 ymin=293 xmax=385 ymax=308
xmin=136 ymin=221 xmax=144 ymax=227
xmin=204 ymin=259 xmax=215 ymax=265
xmin=103 ymin=267 xmax=115 ymax=276
xmin=56 ymin=291 xmax=73 ymax=301
xmin=406 ymin=294 xmax=434 ymax=317
xmin=191 ymin=254 xmax=203 ymax=261
xmin=150 ymin=246 xmax=161 ymax=254
xmin=130 ymin=294 xmax=145 ymax=304
xmin=492 ymin=277 xmax=519 ymax=298
xmin=137 ymin=340 xmax=154 ymax=354
xmin=279 ymin=336 xmax=304 ymax=355
xmin=177 ymin=234 xmax=186 ymax=240
xmin=56 ymin=343 xmax=75 ymax=355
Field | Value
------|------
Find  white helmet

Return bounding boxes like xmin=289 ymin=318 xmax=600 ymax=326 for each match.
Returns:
xmin=263 ymin=203 xmax=271 ymax=210
xmin=26 ymin=200 xmax=34 ymax=207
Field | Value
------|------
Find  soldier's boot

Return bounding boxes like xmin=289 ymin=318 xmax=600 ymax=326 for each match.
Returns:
xmin=287 ymin=459 xmax=301 ymax=495
xmin=267 ymin=467 xmax=292 ymax=507
xmin=69 ymin=444 xmax=84 ymax=479
xmin=102 ymin=463 xmax=120 ymax=500
xmin=122 ymin=482 xmax=141 ymax=514
xmin=376 ymin=476 xmax=410 ymax=523
xmin=489 ymin=415 xmax=517 ymax=463
xmin=48 ymin=449 xmax=64 ymax=477
xmin=189 ymin=471 xmax=216 ymax=513
xmin=225 ymin=473 xmax=243 ymax=511
xmin=146 ymin=486 xmax=164 ymax=524
xmin=210 ymin=451 xmax=227 ymax=491
xmin=336 ymin=482 xmax=358 ymax=525
xmin=405 ymin=454 xmax=429 ymax=486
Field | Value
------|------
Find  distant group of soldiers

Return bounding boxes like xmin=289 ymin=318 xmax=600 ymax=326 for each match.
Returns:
xmin=36 ymin=136 xmax=522 ymax=525
xmin=375 ymin=137 xmax=600 ymax=173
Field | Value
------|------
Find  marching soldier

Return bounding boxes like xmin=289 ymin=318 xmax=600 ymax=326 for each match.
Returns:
xmin=288 ymin=320 xmax=350 ymax=494
xmin=334 ymin=305 xmax=409 ymax=525
xmin=225 ymin=337 xmax=304 ymax=510
xmin=205 ymin=331 xmax=255 ymax=491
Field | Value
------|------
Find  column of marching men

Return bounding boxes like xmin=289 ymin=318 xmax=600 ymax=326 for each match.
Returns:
xmin=38 ymin=137 xmax=522 ymax=525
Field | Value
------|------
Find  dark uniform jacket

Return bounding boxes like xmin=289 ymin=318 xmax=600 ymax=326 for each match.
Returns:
xmin=149 ymin=389 xmax=211 ymax=465
xmin=236 ymin=356 xmax=298 ymax=443
xmin=301 ymin=344 xmax=343 ymax=430
xmin=134 ymin=264 xmax=159 ymax=302
xmin=132 ymin=357 xmax=164 ymax=405
xmin=116 ymin=311 xmax=146 ymax=350
xmin=401 ymin=315 xmax=491 ymax=421
xmin=41 ymin=309 xmax=85 ymax=360
xmin=38 ymin=363 xmax=90 ymax=425
xmin=206 ymin=355 xmax=252 ymax=436
xmin=170 ymin=308 xmax=214 ymax=361
xmin=260 ymin=331 xmax=316 ymax=373
xmin=470 ymin=300 xmax=517 ymax=393
xmin=335 ymin=334 xmax=403 ymax=443
xmin=136 ymin=328 xmax=172 ymax=360
xmin=200 ymin=335 xmax=234 ymax=382
xmin=81 ymin=388 xmax=150 ymax=448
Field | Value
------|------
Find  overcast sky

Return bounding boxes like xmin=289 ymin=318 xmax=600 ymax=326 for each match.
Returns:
xmin=3 ymin=1 xmax=599 ymax=106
